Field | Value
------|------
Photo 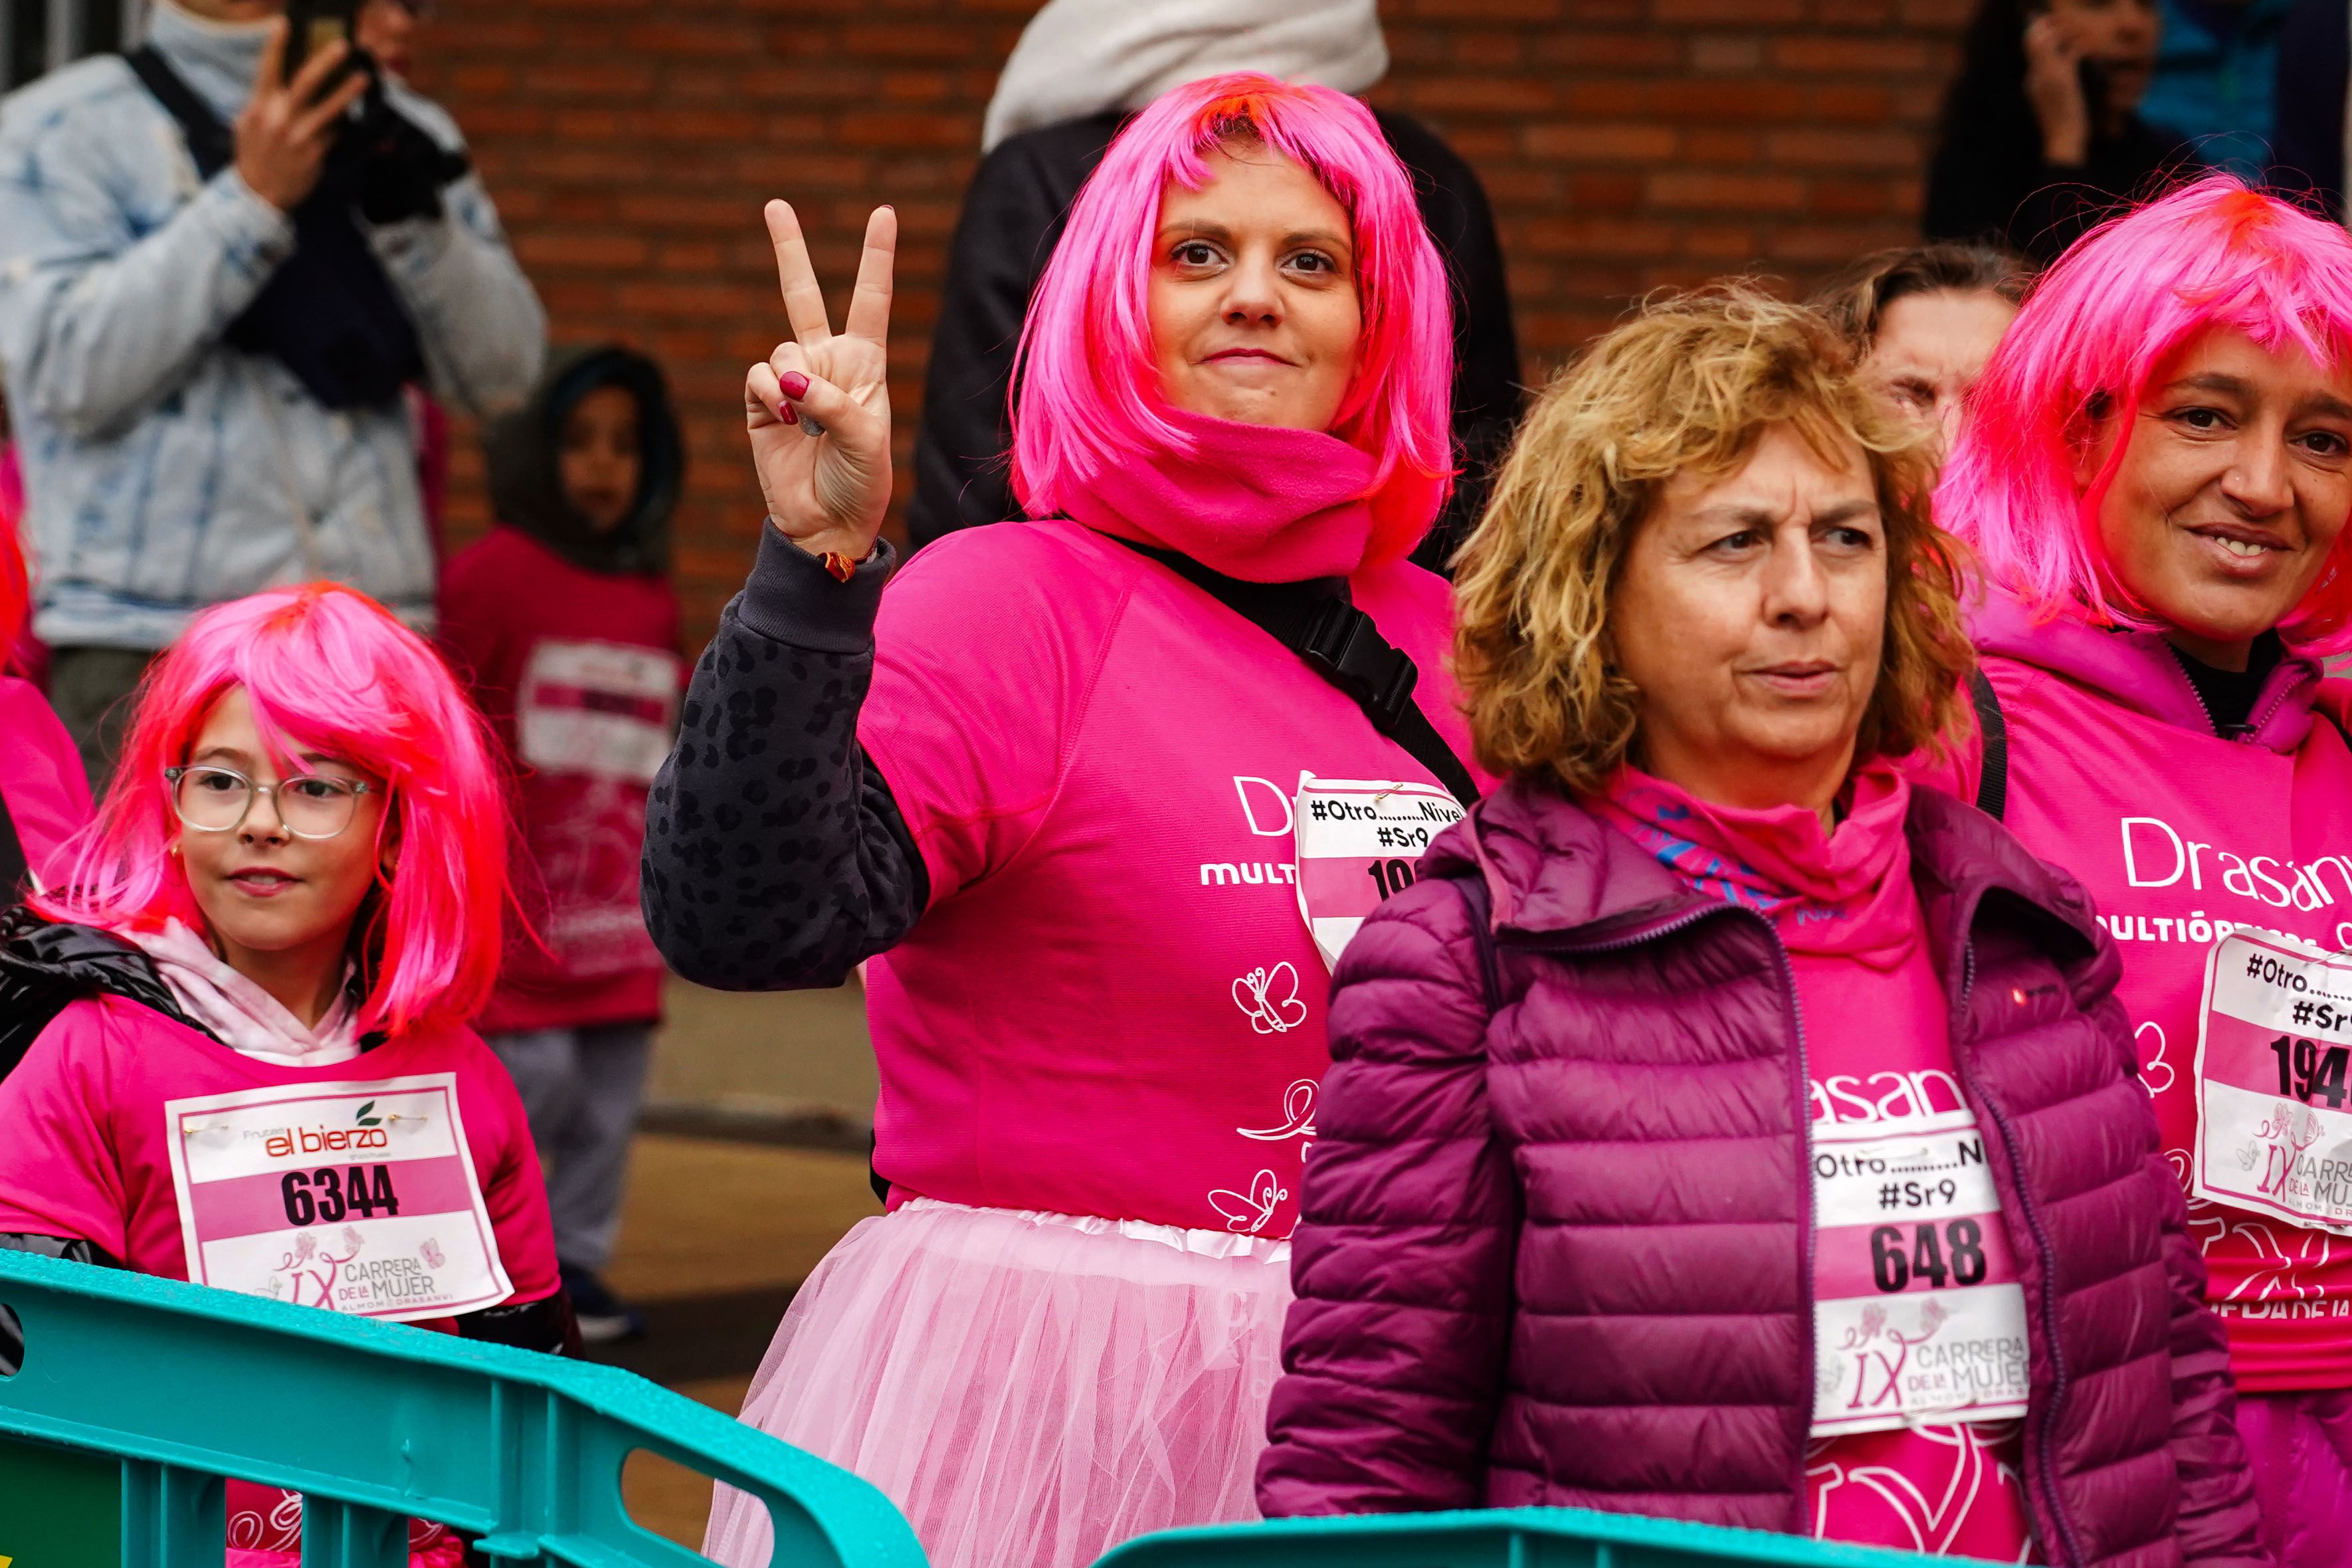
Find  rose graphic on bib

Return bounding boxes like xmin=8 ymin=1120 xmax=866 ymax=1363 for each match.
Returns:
xmin=1232 ymin=963 xmax=1308 ymax=1034
xmin=2257 ymin=1102 xmax=2324 ymax=1198
xmin=420 ymin=1239 xmax=445 ymax=1270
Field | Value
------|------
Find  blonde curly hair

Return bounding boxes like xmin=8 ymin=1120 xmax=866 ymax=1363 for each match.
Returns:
xmin=1452 ymin=284 xmax=1973 ymax=793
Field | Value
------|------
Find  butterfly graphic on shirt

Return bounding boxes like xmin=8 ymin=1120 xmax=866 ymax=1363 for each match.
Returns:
xmin=1207 ymin=1169 xmax=1288 ymax=1234
xmin=2186 ymin=1196 xmax=2335 ymax=1301
xmin=2174 ymin=1143 xmax=2335 ymax=1301
xmin=1805 ymin=1421 xmax=2028 ymax=1557
xmin=1232 ymin=963 xmax=1308 ymax=1034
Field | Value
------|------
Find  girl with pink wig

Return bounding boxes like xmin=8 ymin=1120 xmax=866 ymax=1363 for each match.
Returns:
xmin=1937 ymin=177 xmax=2352 ymax=1561
xmin=0 ymin=583 xmax=571 ymax=1568
xmin=648 ymin=73 xmax=1482 ymax=1568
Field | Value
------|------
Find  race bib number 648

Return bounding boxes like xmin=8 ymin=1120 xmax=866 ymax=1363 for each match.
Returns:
xmin=2193 ymin=930 xmax=2352 ymax=1235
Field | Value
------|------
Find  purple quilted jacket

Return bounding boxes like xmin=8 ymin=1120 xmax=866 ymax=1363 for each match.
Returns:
xmin=1258 ymin=777 xmax=2264 ymax=1568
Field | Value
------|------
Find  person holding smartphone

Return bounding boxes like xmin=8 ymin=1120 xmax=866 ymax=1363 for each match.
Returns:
xmin=0 ymin=0 xmax=543 ymax=788
xmin=1925 ymin=0 xmax=2204 ymax=264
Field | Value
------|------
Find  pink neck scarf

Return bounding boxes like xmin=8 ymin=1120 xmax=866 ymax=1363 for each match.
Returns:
xmin=1056 ymin=406 xmax=1414 ymax=583
xmin=1590 ymin=760 xmax=1919 ymax=969
xmin=122 ymin=918 xmax=363 ymax=1065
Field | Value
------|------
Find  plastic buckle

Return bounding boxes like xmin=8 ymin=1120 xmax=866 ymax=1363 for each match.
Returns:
xmin=1298 ymin=599 xmax=1420 ymax=734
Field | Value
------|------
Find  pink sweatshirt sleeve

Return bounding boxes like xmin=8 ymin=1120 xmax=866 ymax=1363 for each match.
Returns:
xmin=0 ymin=675 xmax=94 ymax=890
xmin=858 ymin=529 xmax=1124 ymax=909
xmin=0 ymin=1001 xmax=131 ymax=1260
xmin=464 ymin=1040 xmax=562 ymax=1306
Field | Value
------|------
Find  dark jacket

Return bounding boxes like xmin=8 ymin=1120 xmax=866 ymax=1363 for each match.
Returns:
xmin=1258 ymin=779 xmax=2263 ymax=1568
xmin=2268 ymin=0 xmax=2348 ymax=219
xmin=907 ymin=108 xmax=1523 ymax=573
xmin=1924 ymin=114 xmax=2203 ymax=264
xmin=1924 ymin=0 xmax=2205 ymax=264
xmin=480 ymin=343 xmax=682 ymax=575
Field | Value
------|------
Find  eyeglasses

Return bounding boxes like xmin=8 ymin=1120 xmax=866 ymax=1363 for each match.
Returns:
xmin=164 ymin=766 xmax=374 ymax=840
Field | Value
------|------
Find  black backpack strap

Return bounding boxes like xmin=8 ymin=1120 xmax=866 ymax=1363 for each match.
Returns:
xmin=123 ymin=46 xmax=235 ymax=178
xmin=1968 ymin=666 xmax=2009 ymax=822
xmin=1451 ymin=872 xmax=1500 ymax=1013
xmin=1102 ymin=535 xmax=1480 ymax=807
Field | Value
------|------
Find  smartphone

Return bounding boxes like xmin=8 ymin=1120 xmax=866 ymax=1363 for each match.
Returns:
xmin=282 ymin=0 xmax=360 ymax=83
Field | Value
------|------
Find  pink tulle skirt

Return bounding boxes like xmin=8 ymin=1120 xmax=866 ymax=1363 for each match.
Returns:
xmin=703 ymin=1198 xmax=1293 ymax=1568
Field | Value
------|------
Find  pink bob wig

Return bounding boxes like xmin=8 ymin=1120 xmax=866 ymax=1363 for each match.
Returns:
xmin=1009 ymin=72 xmax=1455 ymax=560
xmin=1939 ymin=177 xmax=2352 ymax=652
xmin=34 ymin=583 xmax=511 ymax=1038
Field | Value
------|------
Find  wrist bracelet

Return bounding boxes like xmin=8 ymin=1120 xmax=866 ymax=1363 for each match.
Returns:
xmin=819 ymin=550 xmax=858 ymax=583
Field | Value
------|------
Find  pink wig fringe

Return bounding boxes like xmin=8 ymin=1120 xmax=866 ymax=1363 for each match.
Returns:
xmin=1939 ymin=177 xmax=2352 ymax=652
xmin=1010 ymin=72 xmax=1456 ymax=559
xmin=35 ymin=583 xmax=512 ymax=1039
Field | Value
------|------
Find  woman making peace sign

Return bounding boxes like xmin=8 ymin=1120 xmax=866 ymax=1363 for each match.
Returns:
xmin=642 ymin=74 xmax=1483 ymax=1568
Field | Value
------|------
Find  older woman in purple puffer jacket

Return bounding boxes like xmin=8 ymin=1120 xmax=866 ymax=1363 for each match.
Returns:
xmin=1255 ymin=287 xmax=2264 ymax=1565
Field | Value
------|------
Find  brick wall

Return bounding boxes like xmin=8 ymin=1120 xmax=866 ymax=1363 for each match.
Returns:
xmin=412 ymin=0 xmax=1972 ymax=642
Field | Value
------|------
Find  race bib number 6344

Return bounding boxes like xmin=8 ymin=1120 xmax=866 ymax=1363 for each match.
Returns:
xmin=163 ymin=1073 xmax=512 ymax=1322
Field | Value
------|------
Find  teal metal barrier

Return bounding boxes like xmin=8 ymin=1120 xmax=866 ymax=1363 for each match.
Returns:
xmin=0 ymin=1247 xmax=927 ymax=1568
xmin=0 ymin=1248 xmax=1953 ymax=1568
xmin=1098 ymin=1507 xmax=1943 ymax=1568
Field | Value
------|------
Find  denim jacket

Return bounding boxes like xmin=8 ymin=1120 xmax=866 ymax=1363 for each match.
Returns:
xmin=0 ymin=1 xmax=545 ymax=648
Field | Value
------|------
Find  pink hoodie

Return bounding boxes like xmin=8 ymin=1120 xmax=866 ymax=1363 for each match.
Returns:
xmin=0 ymin=674 xmax=90 ymax=892
xmin=1928 ymin=590 xmax=2352 ymax=1391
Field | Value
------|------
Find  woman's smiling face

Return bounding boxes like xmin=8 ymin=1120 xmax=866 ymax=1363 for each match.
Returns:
xmin=1146 ymin=141 xmax=1363 ymax=433
xmin=2085 ymin=326 xmax=2352 ymax=665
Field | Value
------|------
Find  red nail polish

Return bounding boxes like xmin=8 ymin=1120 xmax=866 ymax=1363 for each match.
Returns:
xmin=780 ymin=371 xmax=810 ymax=399
xmin=779 ymin=403 xmax=798 ymax=425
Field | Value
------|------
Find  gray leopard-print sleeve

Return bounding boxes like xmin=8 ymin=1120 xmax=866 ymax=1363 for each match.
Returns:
xmin=640 ymin=528 xmax=928 ymax=992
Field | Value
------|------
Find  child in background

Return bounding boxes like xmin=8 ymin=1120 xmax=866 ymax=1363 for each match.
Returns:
xmin=0 ymin=583 xmax=572 ymax=1567
xmin=439 ymin=345 xmax=683 ymax=1343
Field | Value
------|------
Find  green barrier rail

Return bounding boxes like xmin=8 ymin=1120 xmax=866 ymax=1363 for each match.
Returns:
xmin=0 ymin=1247 xmax=926 ymax=1568
xmin=1096 ymin=1509 xmax=1941 ymax=1568
xmin=0 ymin=1247 xmax=1949 ymax=1568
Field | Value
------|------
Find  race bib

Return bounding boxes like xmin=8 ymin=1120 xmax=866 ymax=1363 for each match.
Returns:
xmin=2193 ymin=930 xmax=2352 ymax=1234
xmin=163 ymin=1074 xmax=513 ymax=1322
xmin=1811 ymin=1109 xmax=2032 ymax=1436
xmin=1292 ymin=778 xmax=1466 ymax=969
xmin=516 ymin=639 xmax=682 ymax=784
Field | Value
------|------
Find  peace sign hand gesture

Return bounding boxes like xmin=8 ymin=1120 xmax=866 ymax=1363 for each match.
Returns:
xmin=745 ymin=201 xmax=896 ymax=562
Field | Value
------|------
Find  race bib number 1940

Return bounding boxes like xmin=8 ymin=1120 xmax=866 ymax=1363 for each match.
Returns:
xmin=163 ymin=1074 xmax=512 ymax=1322
xmin=2193 ymin=930 xmax=2352 ymax=1235
xmin=1292 ymin=778 xmax=1466 ymax=969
